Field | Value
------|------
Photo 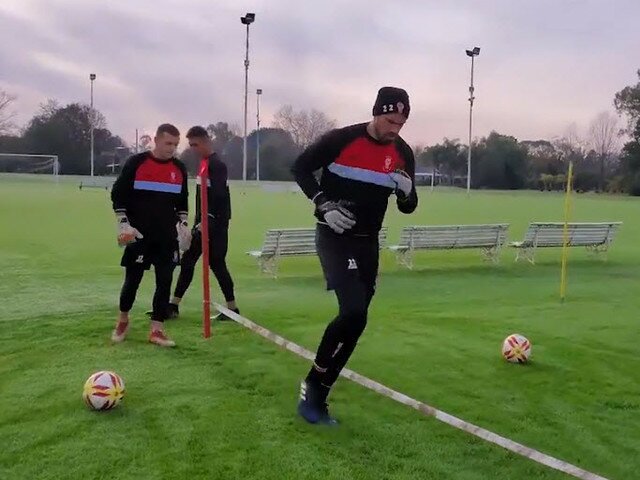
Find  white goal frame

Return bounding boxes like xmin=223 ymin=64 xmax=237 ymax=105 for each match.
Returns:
xmin=0 ymin=153 xmax=60 ymax=178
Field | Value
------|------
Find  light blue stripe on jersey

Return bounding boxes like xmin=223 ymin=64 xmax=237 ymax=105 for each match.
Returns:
xmin=134 ymin=180 xmax=182 ymax=193
xmin=327 ymin=163 xmax=397 ymax=189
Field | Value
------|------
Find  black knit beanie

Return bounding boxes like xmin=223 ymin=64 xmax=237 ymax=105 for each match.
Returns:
xmin=372 ymin=86 xmax=410 ymax=118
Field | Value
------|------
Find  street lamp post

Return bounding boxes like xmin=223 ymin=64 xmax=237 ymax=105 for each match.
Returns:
xmin=256 ymin=88 xmax=262 ymax=181
xmin=89 ymin=73 xmax=96 ymax=177
xmin=240 ymin=13 xmax=256 ymax=181
xmin=465 ymin=47 xmax=480 ymax=195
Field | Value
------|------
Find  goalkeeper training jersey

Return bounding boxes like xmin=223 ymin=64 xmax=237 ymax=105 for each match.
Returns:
xmin=291 ymin=122 xmax=418 ymax=236
xmin=194 ymin=153 xmax=231 ymax=227
xmin=111 ymin=152 xmax=189 ymax=242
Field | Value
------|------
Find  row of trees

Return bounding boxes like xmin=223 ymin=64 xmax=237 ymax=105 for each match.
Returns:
xmin=615 ymin=69 xmax=640 ymax=195
xmin=0 ymin=98 xmax=332 ymax=179
xmin=178 ymin=107 xmax=335 ymax=179
xmin=415 ymin=70 xmax=640 ymax=195
xmin=415 ymin=113 xmax=622 ymax=193
xmin=0 ymin=69 xmax=639 ymax=194
xmin=0 ymin=99 xmax=126 ymax=175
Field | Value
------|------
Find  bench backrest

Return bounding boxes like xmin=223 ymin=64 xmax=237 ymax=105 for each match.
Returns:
xmin=259 ymin=229 xmax=316 ymax=256
xmin=260 ymin=227 xmax=388 ymax=256
xmin=397 ymin=224 xmax=509 ymax=250
xmin=521 ymin=222 xmax=622 ymax=247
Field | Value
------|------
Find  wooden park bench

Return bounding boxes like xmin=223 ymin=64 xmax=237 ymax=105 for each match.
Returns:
xmin=248 ymin=227 xmax=388 ymax=278
xmin=510 ymin=222 xmax=622 ymax=264
xmin=389 ymin=224 xmax=510 ymax=269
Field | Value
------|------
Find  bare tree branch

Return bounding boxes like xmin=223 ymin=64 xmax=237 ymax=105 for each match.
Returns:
xmin=0 ymin=90 xmax=17 ymax=135
xmin=589 ymin=111 xmax=620 ymax=190
xmin=273 ymin=105 xmax=335 ymax=148
xmin=589 ymin=111 xmax=620 ymax=158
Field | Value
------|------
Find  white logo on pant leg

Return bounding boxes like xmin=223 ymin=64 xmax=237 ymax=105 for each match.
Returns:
xmin=347 ymin=258 xmax=358 ymax=270
xmin=135 ymin=255 xmax=144 ymax=263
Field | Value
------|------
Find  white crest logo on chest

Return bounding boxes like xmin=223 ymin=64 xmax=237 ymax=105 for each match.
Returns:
xmin=384 ymin=156 xmax=393 ymax=172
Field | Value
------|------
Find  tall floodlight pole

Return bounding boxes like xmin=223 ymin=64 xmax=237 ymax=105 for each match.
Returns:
xmin=89 ymin=73 xmax=96 ymax=177
xmin=240 ymin=13 xmax=256 ymax=181
xmin=465 ymin=47 xmax=480 ymax=195
xmin=256 ymin=88 xmax=262 ymax=181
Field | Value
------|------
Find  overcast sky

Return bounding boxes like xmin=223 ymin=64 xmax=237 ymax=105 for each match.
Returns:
xmin=1 ymin=0 xmax=639 ymax=147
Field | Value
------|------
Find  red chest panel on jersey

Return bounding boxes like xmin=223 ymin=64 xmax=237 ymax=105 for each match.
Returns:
xmin=328 ymin=138 xmax=405 ymax=188
xmin=134 ymin=157 xmax=183 ymax=194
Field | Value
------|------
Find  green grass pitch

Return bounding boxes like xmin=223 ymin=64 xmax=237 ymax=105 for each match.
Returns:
xmin=1 ymin=175 xmax=639 ymax=479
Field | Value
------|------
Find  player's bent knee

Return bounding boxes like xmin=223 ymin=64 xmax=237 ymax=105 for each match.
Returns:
xmin=338 ymin=309 xmax=368 ymax=337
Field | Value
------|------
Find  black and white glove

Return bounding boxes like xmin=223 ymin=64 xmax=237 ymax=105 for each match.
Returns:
xmin=115 ymin=212 xmax=143 ymax=247
xmin=176 ymin=215 xmax=192 ymax=251
xmin=389 ymin=170 xmax=413 ymax=198
xmin=314 ymin=194 xmax=356 ymax=234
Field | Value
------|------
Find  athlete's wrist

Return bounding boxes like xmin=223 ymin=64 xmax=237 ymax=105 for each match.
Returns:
xmin=312 ymin=191 xmax=327 ymax=206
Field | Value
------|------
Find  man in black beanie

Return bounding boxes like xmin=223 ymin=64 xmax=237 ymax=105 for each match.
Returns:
xmin=291 ymin=86 xmax=418 ymax=425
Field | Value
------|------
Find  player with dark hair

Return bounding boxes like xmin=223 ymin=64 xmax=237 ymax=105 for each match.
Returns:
xmin=110 ymin=123 xmax=191 ymax=347
xmin=292 ymin=87 xmax=418 ymax=424
xmin=167 ymin=125 xmax=239 ymax=320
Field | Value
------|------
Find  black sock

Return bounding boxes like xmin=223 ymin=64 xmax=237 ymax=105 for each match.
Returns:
xmin=303 ymin=373 xmax=330 ymax=404
xmin=306 ymin=365 xmax=331 ymax=394
xmin=306 ymin=367 xmax=323 ymax=386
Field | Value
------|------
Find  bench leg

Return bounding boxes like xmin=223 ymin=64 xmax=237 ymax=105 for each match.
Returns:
xmin=514 ymin=247 xmax=535 ymax=264
xmin=259 ymin=255 xmax=278 ymax=278
xmin=396 ymin=249 xmax=414 ymax=269
xmin=586 ymin=244 xmax=609 ymax=261
xmin=481 ymin=247 xmax=500 ymax=264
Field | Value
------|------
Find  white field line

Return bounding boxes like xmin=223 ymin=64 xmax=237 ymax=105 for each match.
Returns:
xmin=214 ymin=304 xmax=609 ymax=480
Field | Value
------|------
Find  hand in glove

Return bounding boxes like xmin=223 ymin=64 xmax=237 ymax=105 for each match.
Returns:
xmin=315 ymin=196 xmax=356 ymax=234
xmin=116 ymin=214 xmax=143 ymax=247
xmin=176 ymin=220 xmax=192 ymax=251
xmin=389 ymin=169 xmax=413 ymax=198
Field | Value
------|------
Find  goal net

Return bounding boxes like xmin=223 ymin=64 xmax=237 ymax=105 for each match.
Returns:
xmin=0 ymin=153 xmax=59 ymax=179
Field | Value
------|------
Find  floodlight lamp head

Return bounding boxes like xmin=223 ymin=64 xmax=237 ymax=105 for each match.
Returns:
xmin=466 ymin=47 xmax=480 ymax=57
xmin=241 ymin=13 xmax=255 ymax=25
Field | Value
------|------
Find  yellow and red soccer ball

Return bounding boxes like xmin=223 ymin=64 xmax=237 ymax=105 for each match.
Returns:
xmin=83 ymin=371 xmax=125 ymax=411
xmin=502 ymin=334 xmax=532 ymax=364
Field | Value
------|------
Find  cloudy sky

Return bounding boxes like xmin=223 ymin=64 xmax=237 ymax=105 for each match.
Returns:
xmin=1 ymin=0 xmax=639 ymax=147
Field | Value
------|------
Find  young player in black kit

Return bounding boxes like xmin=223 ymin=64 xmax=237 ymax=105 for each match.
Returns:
xmin=292 ymin=87 xmax=418 ymax=424
xmin=110 ymin=123 xmax=191 ymax=347
xmin=167 ymin=126 xmax=239 ymax=319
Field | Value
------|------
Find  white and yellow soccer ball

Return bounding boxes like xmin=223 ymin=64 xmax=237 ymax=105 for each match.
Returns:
xmin=502 ymin=334 xmax=532 ymax=364
xmin=83 ymin=371 xmax=125 ymax=411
